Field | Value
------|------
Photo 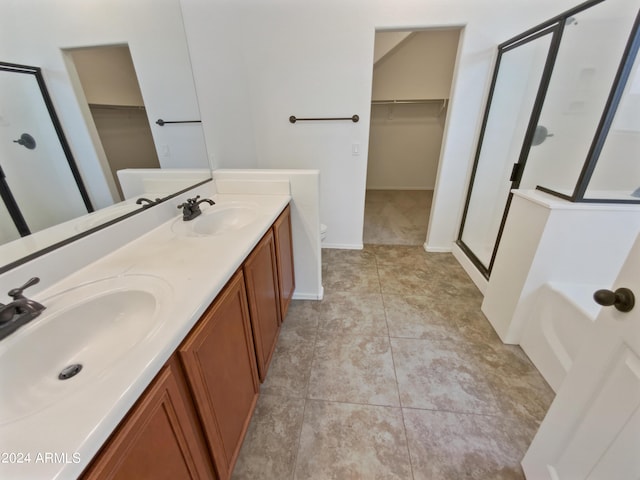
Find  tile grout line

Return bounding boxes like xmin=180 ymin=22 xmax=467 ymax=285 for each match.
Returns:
xmin=376 ymin=251 xmax=416 ymax=480
xmin=290 ymin=307 xmax=322 ymax=480
xmin=289 ymin=398 xmax=307 ymax=480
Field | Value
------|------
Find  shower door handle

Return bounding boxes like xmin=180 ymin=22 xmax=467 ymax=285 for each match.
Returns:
xmin=593 ymin=287 xmax=635 ymax=312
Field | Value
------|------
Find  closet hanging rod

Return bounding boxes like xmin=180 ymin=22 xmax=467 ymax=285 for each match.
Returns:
xmin=289 ymin=115 xmax=359 ymax=123
xmin=371 ymin=99 xmax=446 ymax=105
xmin=155 ymin=119 xmax=201 ymax=126
xmin=89 ymin=103 xmax=146 ymax=111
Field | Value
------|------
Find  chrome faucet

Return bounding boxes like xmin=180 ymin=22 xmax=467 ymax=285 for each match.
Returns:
xmin=0 ymin=277 xmax=46 ymax=341
xmin=177 ymin=196 xmax=215 ymax=221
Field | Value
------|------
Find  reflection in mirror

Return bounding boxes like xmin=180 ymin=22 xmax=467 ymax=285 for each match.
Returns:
xmin=68 ymin=45 xmax=161 ymax=202
xmin=0 ymin=62 xmax=93 ymax=244
xmin=0 ymin=54 xmax=210 ymax=271
xmin=0 ymin=0 xmax=212 ymax=274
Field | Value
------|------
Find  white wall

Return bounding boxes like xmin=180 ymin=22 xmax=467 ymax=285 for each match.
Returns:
xmin=373 ymin=32 xmax=412 ymax=65
xmin=367 ymin=29 xmax=459 ymax=190
xmin=372 ymin=29 xmax=460 ymax=101
xmin=69 ymin=46 xmax=145 ymax=107
xmin=519 ymin=0 xmax=639 ymax=195
xmin=0 ymin=0 xmax=209 ymax=210
xmin=586 ymin=52 xmax=640 ymax=197
xmin=180 ymin=0 xmax=582 ymax=250
xmin=367 ymin=103 xmax=447 ymax=190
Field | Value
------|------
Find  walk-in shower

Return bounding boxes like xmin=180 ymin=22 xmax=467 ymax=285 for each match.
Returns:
xmin=457 ymin=0 xmax=640 ymax=278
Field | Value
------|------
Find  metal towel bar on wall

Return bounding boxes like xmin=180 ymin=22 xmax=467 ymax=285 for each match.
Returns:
xmin=156 ymin=119 xmax=202 ymax=126
xmin=289 ymin=115 xmax=359 ymax=123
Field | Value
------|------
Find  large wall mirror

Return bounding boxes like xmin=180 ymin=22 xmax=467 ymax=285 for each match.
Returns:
xmin=0 ymin=0 xmax=211 ymax=274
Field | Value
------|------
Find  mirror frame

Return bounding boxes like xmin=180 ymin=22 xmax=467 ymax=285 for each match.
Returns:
xmin=0 ymin=61 xmax=212 ymax=275
xmin=0 ymin=61 xmax=94 ymax=224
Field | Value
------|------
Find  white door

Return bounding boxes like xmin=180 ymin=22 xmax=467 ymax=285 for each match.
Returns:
xmin=522 ymin=234 xmax=640 ymax=479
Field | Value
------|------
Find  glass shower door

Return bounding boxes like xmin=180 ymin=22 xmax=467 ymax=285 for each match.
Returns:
xmin=0 ymin=64 xmax=92 ymax=236
xmin=457 ymin=28 xmax=558 ymax=275
xmin=519 ymin=0 xmax=640 ymax=195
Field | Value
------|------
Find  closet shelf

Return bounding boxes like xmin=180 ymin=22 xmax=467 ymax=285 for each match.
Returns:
xmin=88 ymin=103 xmax=146 ymax=111
xmin=371 ymin=98 xmax=447 ymax=105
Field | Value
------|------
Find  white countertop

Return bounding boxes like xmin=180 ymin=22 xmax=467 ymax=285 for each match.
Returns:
xmin=0 ymin=192 xmax=290 ymax=480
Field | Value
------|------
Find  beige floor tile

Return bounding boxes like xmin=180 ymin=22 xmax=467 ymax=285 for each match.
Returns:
xmin=261 ymin=330 xmax=316 ymax=398
xmin=384 ymin=294 xmax=462 ymax=340
xmin=308 ymin=334 xmax=400 ymax=406
xmin=232 ymin=239 xmax=553 ymax=479
xmin=318 ymin=292 xmax=388 ymax=337
xmin=391 ymin=337 xmax=500 ymax=415
xmin=403 ymin=408 xmax=530 ymax=480
xmin=322 ymin=261 xmax=381 ymax=293
xmin=371 ymin=245 xmax=447 ymax=268
xmin=426 ymin=295 xmax=499 ymax=346
xmin=376 ymin=262 xmax=433 ymax=296
xmin=281 ymin=300 xmax=321 ymax=337
xmin=363 ymin=190 xmax=432 ymax=246
xmin=322 ymin=247 xmax=377 ymax=267
xmin=378 ymin=261 xmax=482 ymax=298
xmin=488 ymin=371 xmax=554 ymax=438
xmin=294 ymin=400 xmax=412 ymax=480
xmin=232 ymin=394 xmax=306 ymax=480
xmin=475 ymin=343 xmax=555 ymax=431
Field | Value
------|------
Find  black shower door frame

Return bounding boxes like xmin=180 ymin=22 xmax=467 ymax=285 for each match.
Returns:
xmin=456 ymin=0 xmax=607 ymax=279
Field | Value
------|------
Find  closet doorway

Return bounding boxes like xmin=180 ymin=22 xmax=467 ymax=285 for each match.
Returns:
xmin=364 ymin=28 xmax=461 ymax=245
xmin=67 ymin=45 xmax=160 ymax=202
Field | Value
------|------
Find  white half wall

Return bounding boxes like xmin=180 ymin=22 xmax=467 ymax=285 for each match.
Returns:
xmin=179 ymin=0 xmax=582 ymax=250
xmin=212 ymin=169 xmax=323 ymax=301
xmin=483 ymin=190 xmax=640 ymax=344
xmin=118 ymin=168 xmax=212 ymax=199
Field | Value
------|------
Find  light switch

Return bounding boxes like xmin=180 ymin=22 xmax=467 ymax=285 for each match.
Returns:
xmin=160 ymin=144 xmax=170 ymax=157
xmin=352 ymin=143 xmax=360 ymax=156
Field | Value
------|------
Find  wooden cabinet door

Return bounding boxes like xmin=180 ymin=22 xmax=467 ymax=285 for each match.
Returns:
xmin=179 ymin=271 xmax=259 ymax=480
xmin=273 ymin=204 xmax=295 ymax=321
xmin=243 ymin=229 xmax=281 ymax=382
xmin=82 ymin=357 xmax=215 ymax=480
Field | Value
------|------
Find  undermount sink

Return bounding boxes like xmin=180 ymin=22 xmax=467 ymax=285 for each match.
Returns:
xmin=0 ymin=274 xmax=172 ymax=425
xmin=172 ymin=202 xmax=259 ymax=237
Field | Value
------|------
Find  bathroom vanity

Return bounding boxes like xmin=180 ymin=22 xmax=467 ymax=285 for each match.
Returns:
xmin=0 ymin=183 xmax=297 ymax=480
xmin=83 ymin=205 xmax=294 ymax=480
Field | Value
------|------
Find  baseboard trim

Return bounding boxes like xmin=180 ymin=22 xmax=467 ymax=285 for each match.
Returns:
xmin=321 ymin=243 xmax=364 ymax=250
xmin=423 ymin=243 xmax=452 ymax=253
xmin=292 ymin=287 xmax=324 ymax=301
xmin=452 ymin=243 xmax=488 ymax=295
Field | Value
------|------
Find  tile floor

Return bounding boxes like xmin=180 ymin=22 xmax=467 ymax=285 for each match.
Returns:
xmin=232 ymin=246 xmax=554 ymax=479
xmin=363 ymin=190 xmax=433 ymax=246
